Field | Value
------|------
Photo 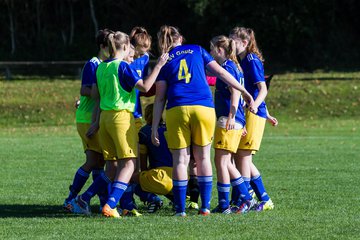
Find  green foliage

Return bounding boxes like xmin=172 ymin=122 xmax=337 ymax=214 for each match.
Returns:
xmin=1 ymin=1 xmax=360 ymax=70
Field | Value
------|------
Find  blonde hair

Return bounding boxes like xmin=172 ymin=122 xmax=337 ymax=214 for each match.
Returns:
xmin=107 ymin=31 xmax=130 ymax=58
xmin=130 ymin=27 xmax=152 ymax=50
xmin=230 ymin=27 xmax=264 ymax=62
xmin=157 ymin=25 xmax=182 ymax=54
xmin=210 ymin=35 xmax=242 ymax=71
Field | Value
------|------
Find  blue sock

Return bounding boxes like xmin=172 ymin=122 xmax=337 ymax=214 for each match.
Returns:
xmin=81 ymin=173 xmax=111 ymax=203
xmin=251 ymin=175 xmax=270 ymax=201
xmin=134 ymin=184 xmax=158 ymax=203
xmin=120 ymin=184 xmax=136 ymax=210
xmin=92 ymin=168 xmax=106 ymax=206
xmin=231 ymin=177 xmax=252 ymax=203
xmin=66 ymin=167 xmax=90 ymax=202
xmin=92 ymin=168 xmax=104 ymax=181
xmin=107 ymin=181 xmax=128 ymax=209
xmin=242 ymin=177 xmax=252 ymax=191
xmin=217 ymin=182 xmax=230 ymax=209
xmin=173 ymin=180 xmax=188 ymax=213
xmin=198 ymin=176 xmax=212 ymax=210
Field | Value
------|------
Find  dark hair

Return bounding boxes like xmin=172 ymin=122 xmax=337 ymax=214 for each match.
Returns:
xmin=157 ymin=25 xmax=182 ymax=54
xmin=95 ymin=29 xmax=114 ymax=48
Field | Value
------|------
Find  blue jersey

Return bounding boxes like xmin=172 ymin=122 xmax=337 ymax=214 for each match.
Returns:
xmin=157 ymin=44 xmax=214 ymax=109
xmin=214 ymin=59 xmax=245 ymax=126
xmin=240 ymin=53 xmax=267 ymax=118
xmin=82 ymin=57 xmax=100 ymax=86
xmin=76 ymin=57 xmax=100 ymax=123
xmin=138 ymin=124 xmax=173 ymax=169
xmin=131 ymin=53 xmax=150 ymax=118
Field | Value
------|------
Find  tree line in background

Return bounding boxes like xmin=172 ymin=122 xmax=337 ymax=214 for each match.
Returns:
xmin=1 ymin=0 xmax=359 ymax=72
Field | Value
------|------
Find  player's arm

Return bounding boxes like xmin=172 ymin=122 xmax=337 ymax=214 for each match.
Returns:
xmin=207 ymin=61 xmax=254 ymax=108
xmin=135 ymin=53 xmax=169 ymax=92
xmin=227 ymin=87 xmax=241 ymax=130
xmin=86 ymin=83 xmax=101 ymax=138
xmin=266 ymin=107 xmax=278 ymax=126
xmin=151 ymin=81 xmax=167 ymax=147
xmin=250 ymin=81 xmax=268 ymax=114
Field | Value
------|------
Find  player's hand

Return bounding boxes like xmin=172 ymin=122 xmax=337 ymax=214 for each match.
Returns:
xmin=226 ymin=117 xmax=235 ymax=131
xmin=74 ymin=99 xmax=80 ymax=109
xmin=151 ymin=128 xmax=160 ymax=147
xmin=267 ymin=115 xmax=278 ymax=126
xmin=241 ymin=127 xmax=247 ymax=137
xmin=86 ymin=122 xmax=99 ymax=138
xmin=157 ymin=53 xmax=169 ymax=67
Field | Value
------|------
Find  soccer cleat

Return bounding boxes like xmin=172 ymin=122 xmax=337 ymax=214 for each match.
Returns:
xmin=63 ymin=200 xmax=73 ymax=212
xmin=174 ymin=212 xmax=187 ymax=217
xmin=211 ymin=205 xmax=232 ymax=214
xmin=147 ymin=199 xmax=163 ymax=213
xmin=255 ymin=199 xmax=274 ymax=212
xmin=187 ymin=201 xmax=199 ymax=210
xmin=234 ymin=200 xmax=251 ymax=214
xmin=122 ymin=208 xmax=142 ymax=217
xmin=198 ymin=208 xmax=211 ymax=216
xmin=71 ymin=196 xmax=91 ymax=215
xmin=249 ymin=190 xmax=259 ymax=210
xmin=102 ymin=204 xmax=121 ymax=218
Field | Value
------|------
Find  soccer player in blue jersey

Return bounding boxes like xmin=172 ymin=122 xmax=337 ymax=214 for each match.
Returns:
xmin=152 ymin=25 xmax=254 ymax=217
xmin=63 ymin=29 xmax=112 ymax=212
xmin=210 ymin=35 xmax=256 ymax=214
xmin=129 ymin=27 xmax=152 ymax=131
xmin=133 ymin=103 xmax=174 ymax=212
xmin=230 ymin=27 xmax=275 ymax=211
xmin=70 ymin=31 xmax=169 ymax=218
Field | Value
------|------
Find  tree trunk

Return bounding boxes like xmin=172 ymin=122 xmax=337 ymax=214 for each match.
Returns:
xmin=89 ymin=0 xmax=98 ymax=37
xmin=6 ymin=0 xmax=16 ymax=55
xmin=69 ymin=0 xmax=74 ymax=45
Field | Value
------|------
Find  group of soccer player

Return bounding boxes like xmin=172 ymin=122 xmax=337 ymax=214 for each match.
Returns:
xmin=63 ymin=24 xmax=278 ymax=218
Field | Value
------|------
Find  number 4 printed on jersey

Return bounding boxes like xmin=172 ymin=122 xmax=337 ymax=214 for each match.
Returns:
xmin=178 ymin=59 xmax=191 ymax=83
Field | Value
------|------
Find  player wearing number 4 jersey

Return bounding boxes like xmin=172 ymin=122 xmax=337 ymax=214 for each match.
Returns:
xmin=152 ymin=25 xmax=254 ymax=217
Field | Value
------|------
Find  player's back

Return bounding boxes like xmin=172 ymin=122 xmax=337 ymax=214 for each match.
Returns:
xmin=157 ymin=44 xmax=214 ymax=109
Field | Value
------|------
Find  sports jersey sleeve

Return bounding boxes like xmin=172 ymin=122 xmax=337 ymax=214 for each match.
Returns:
xmin=118 ymin=62 xmax=142 ymax=92
xmin=248 ymin=59 xmax=265 ymax=85
xmin=200 ymin=47 xmax=215 ymax=66
xmin=82 ymin=62 xmax=97 ymax=86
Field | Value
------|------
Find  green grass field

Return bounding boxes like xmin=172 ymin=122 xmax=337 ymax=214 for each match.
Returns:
xmin=0 ymin=73 xmax=360 ymax=239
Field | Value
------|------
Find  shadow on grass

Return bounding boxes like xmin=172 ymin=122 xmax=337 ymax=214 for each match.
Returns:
xmin=0 ymin=204 xmax=101 ymax=218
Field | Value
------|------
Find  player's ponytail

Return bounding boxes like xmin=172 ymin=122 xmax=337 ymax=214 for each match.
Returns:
xmin=130 ymin=26 xmax=152 ymax=51
xmin=210 ymin=35 xmax=242 ymax=72
xmin=158 ymin=25 xmax=182 ymax=54
xmin=96 ymin=29 xmax=114 ymax=48
xmin=230 ymin=27 xmax=264 ymax=63
xmin=107 ymin=31 xmax=130 ymax=58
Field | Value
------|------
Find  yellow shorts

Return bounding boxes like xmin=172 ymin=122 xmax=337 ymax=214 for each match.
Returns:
xmin=166 ymin=105 xmax=216 ymax=149
xmin=76 ymin=123 xmax=101 ymax=153
xmin=99 ymin=110 xmax=138 ymax=160
xmin=238 ymin=110 xmax=266 ymax=152
xmin=139 ymin=167 xmax=173 ymax=195
xmin=134 ymin=117 xmax=144 ymax=133
xmin=213 ymin=126 xmax=243 ymax=153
